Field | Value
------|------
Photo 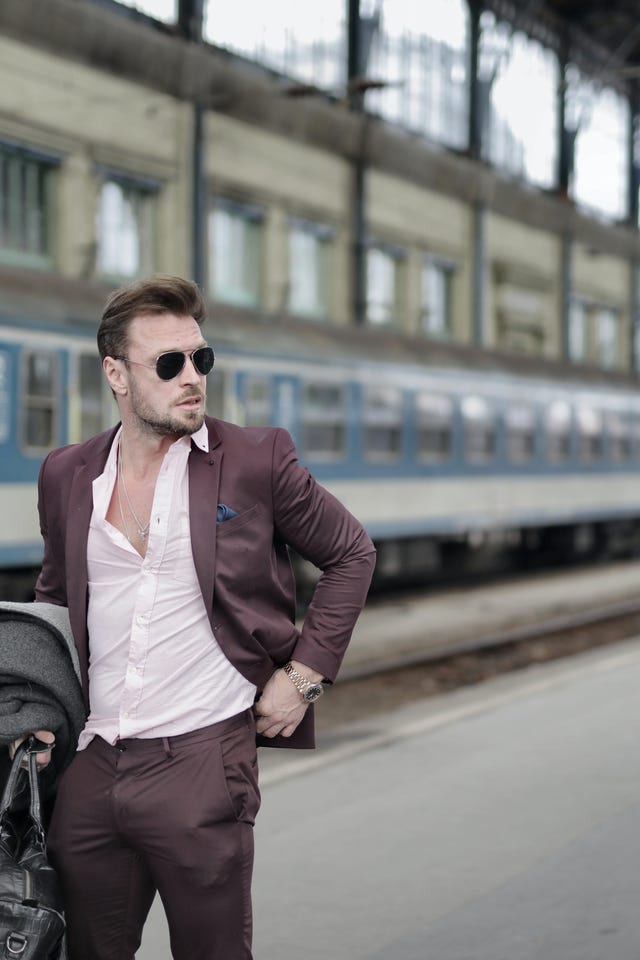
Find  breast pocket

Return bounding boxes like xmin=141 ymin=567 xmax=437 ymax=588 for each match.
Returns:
xmin=215 ymin=503 xmax=260 ymax=540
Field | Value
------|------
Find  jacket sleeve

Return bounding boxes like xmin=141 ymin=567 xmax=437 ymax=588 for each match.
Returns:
xmin=34 ymin=451 xmax=68 ymax=607
xmin=270 ymin=429 xmax=376 ymax=682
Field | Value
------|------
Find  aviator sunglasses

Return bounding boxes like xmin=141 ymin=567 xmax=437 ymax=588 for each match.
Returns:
xmin=115 ymin=346 xmax=215 ymax=381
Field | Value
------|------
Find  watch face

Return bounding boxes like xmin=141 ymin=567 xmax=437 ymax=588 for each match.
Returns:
xmin=304 ymin=684 xmax=324 ymax=703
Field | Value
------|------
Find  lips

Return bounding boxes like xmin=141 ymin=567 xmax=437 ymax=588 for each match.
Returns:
xmin=176 ymin=394 xmax=203 ymax=407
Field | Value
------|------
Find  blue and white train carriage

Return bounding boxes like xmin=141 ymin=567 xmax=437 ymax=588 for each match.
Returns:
xmin=3 ymin=298 xmax=640 ymax=597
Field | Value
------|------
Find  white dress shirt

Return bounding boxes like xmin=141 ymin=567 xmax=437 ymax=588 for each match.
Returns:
xmin=78 ymin=423 xmax=256 ymax=750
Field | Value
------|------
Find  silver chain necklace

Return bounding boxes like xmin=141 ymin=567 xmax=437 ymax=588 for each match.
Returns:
xmin=117 ymin=442 xmax=151 ymax=542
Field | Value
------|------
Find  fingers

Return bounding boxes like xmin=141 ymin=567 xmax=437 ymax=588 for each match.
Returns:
xmin=254 ymin=705 xmax=306 ymax=739
xmin=9 ymin=730 xmax=55 ymax=769
xmin=32 ymin=730 xmax=55 ymax=769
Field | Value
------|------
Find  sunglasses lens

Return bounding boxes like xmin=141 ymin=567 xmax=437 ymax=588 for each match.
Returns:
xmin=193 ymin=347 xmax=215 ymax=375
xmin=155 ymin=352 xmax=185 ymax=380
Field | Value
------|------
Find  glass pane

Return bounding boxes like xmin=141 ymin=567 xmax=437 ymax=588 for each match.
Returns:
xmin=79 ymin=354 xmax=105 ymax=441
xmin=576 ymin=406 xmax=603 ymax=462
xmin=506 ymin=405 xmax=536 ymax=463
xmin=415 ymin=392 xmax=452 ymax=461
xmin=366 ymin=0 xmax=469 ymax=150
xmin=366 ymin=248 xmax=398 ymax=326
xmin=421 ymin=262 xmax=450 ymax=336
xmin=0 ymin=148 xmax=51 ymax=257
xmin=26 ymin=407 xmax=53 ymax=448
xmin=98 ymin=180 xmax=152 ymax=279
xmin=204 ymin=0 xmax=345 ymax=92
xmin=301 ymin=382 xmax=345 ymax=457
xmin=210 ymin=206 xmax=262 ymax=306
xmin=568 ymin=300 xmax=588 ymax=362
xmin=462 ymin=396 xmax=495 ymax=462
xmin=481 ymin=18 xmax=558 ymax=187
xmin=289 ymin=225 xmax=329 ymax=319
xmin=243 ymin=376 xmax=272 ymax=426
xmin=27 ymin=353 xmax=54 ymax=397
xmin=596 ymin=309 xmax=618 ymax=368
xmin=568 ymin=68 xmax=629 ymax=220
xmin=363 ymin=385 xmax=403 ymax=460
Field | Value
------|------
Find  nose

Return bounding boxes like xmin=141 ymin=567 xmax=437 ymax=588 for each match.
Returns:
xmin=180 ymin=354 xmax=202 ymax=384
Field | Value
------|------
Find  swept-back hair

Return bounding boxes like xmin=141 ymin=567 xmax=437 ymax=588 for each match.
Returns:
xmin=97 ymin=275 xmax=207 ymax=360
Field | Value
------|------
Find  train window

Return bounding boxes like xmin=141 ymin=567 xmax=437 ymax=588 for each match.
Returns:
xmin=461 ymin=395 xmax=495 ymax=463
xmin=78 ymin=354 xmax=106 ymax=441
xmin=545 ymin=401 xmax=571 ymax=462
xmin=506 ymin=405 xmax=536 ymax=464
xmin=205 ymin=369 xmax=226 ymax=419
xmin=363 ymin=385 xmax=403 ymax=460
xmin=0 ymin=351 xmax=9 ymax=443
xmin=22 ymin=350 xmax=59 ymax=451
xmin=242 ymin=376 xmax=272 ymax=426
xmin=301 ymin=382 xmax=346 ymax=459
xmin=576 ymin=406 xmax=603 ymax=463
xmin=414 ymin=392 xmax=452 ymax=462
xmin=607 ymin=412 xmax=631 ymax=462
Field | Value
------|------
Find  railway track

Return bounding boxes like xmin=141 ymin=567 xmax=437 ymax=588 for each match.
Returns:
xmin=317 ymin=593 xmax=640 ymax=736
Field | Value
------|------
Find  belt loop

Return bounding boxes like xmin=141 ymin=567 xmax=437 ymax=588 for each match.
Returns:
xmin=162 ymin=736 xmax=173 ymax=760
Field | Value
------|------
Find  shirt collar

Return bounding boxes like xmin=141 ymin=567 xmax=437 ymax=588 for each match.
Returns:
xmin=107 ymin=420 xmax=209 ymax=463
xmin=190 ymin=420 xmax=209 ymax=453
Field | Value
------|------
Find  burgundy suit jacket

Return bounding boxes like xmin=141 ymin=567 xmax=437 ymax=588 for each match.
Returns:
xmin=34 ymin=416 xmax=376 ymax=749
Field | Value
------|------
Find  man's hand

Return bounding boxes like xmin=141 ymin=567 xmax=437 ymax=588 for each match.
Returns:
xmin=254 ymin=661 xmax=323 ymax=739
xmin=9 ymin=730 xmax=55 ymax=769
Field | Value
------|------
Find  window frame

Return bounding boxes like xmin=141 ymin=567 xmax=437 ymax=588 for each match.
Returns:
xmin=0 ymin=141 xmax=59 ymax=269
xmin=209 ymin=197 xmax=264 ymax=308
xmin=20 ymin=348 xmax=60 ymax=455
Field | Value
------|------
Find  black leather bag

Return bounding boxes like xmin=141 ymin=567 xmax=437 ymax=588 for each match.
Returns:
xmin=0 ymin=739 xmax=65 ymax=959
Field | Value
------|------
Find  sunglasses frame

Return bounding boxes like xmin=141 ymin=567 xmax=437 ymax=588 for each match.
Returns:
xmin=114 ymin=346 xmax=215 ymax=381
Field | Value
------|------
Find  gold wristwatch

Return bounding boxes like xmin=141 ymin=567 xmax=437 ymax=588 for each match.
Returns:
xmin=283 ymin=662 xmax=324 ymax=702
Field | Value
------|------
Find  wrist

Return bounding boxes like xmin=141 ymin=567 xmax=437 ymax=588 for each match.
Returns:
xmin=282 ymin=661 xmax=325 ymax=703
xmin=289 ymin=660 xmax=324 ymax=684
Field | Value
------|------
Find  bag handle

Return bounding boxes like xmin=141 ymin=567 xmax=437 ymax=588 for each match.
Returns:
xmin=0 ymin=740 xmax=29 ymax=822
xmin=0 ymin=737 xmax=49 ymax=841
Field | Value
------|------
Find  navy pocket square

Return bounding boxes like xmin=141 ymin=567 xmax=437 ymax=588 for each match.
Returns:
xmin=216 ymin=504 xmax=239 ymax=523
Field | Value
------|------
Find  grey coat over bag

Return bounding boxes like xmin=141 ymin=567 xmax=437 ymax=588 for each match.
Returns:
xmin=0 ymin=601 xmax=86 ymax=802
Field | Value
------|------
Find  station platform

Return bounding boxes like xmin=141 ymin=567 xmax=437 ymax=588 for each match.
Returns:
xmin=337 ymin=559 xmax=640 ymax=680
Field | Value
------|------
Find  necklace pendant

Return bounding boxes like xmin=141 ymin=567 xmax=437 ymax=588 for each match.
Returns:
xmin=139 ymin=530 xmax=147 ymax=541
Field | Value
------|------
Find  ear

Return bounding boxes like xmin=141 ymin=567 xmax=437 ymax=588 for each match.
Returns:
xmin=103 ymin=356 xmax=128 ymax=396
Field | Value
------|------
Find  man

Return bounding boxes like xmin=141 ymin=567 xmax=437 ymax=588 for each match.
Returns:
xmin=18 ymin=275 xmax=375 ymax=960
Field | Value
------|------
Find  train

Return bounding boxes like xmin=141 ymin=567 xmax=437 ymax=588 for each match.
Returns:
xmin=3 ymin=292 xmax=640 ymax=600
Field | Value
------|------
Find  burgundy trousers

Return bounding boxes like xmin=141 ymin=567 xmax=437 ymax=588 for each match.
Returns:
xmin=47 ymin=710 xmax=260 ymax=960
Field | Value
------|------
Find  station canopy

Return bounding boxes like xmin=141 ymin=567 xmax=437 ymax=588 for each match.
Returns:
xmin=493 ymin=0 xmax=640 ymax=87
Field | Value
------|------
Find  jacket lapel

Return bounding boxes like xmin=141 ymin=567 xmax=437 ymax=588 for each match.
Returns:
xmin=188 ymin=421 xmax=222 ymax=619
xmin=66 ymin=430 xmax=115 ymax=702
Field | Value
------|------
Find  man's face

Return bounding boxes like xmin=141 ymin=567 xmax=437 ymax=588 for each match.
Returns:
xmin=120 ymin=313 xmax=208 ymax=438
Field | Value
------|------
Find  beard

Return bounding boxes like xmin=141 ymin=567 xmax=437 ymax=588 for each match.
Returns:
xmin=128 ymin=378 xmax=205 ymax=438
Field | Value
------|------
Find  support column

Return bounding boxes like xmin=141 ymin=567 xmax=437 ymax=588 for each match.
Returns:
xmin=627 ymin=87 xmax=640 ymax=227
xmin=347 ymin=0 xmax=367 ymax=326
xmin=179 ymin=0 xmax=206 ymax=287
xmin=630 ymin=261 xmax=640 ymax=374
xmin=467 ymin=0 xmax=482 ymax=160
xmin=471 ymin=203 xmax=486 ymax=346
xmin=560 ymin=233 xmax=573 ymax=361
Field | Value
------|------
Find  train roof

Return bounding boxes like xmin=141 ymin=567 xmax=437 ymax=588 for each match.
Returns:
xmin=2 ymin=264 xmax=640 ymax=396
